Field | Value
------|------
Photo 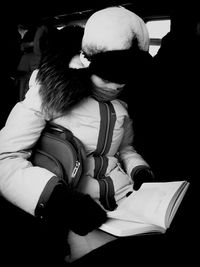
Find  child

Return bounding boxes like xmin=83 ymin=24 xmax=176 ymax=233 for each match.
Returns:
xmin=0 ymin=6 xmax=155 ymax=264
xmin=37 ymin=6 xmax=155 ymax=211
xmin=0 ymin=7 xmax=154 ymax=218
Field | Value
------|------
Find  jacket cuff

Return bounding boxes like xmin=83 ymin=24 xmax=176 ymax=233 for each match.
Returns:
xmin=98 ymin=177 xmax=117 ymax=211
xmin=130 ymin=165 xmax=152 ymax=180
xmin=35 ymin=176 xmax=63 ymax=219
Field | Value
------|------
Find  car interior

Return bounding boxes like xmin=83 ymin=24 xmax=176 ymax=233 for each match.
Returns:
xmin=1 ymin=1 xmax=199 ymax=266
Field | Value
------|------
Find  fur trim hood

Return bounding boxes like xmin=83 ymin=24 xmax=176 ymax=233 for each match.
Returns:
xmin=37 ymin=53 xmax=92 ymax=118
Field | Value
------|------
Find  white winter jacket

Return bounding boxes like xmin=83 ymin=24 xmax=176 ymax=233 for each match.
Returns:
xmin=0 ymin=70 xmax=149 ymax=215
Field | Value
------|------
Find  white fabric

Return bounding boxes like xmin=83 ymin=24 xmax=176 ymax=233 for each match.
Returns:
xmin=0 ymin=70 xmax=53 ymax=214
xmin=82 ymin=6 xmax=149 ymax=56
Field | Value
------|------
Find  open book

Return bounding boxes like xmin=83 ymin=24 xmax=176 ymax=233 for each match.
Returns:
xmin=99 ymin=180 xmax=189 ymax=237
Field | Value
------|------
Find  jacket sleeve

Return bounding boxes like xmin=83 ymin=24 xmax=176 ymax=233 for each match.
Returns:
xmin=0 ymin=70 xmax=60 ymax=216
xmin=118 ymin=115 xmax=150 ymax=177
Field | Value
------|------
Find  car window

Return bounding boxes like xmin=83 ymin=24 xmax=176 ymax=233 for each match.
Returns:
xmin=146 ymin=19 xmax=171 ymax=56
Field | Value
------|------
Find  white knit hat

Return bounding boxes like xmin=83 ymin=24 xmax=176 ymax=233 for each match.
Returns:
xmin=82 ymin=6 xmax=149 ymax=56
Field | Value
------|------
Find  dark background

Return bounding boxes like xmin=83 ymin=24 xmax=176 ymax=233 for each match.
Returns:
xmin=6 ymin=1 xmax=192 ymax=26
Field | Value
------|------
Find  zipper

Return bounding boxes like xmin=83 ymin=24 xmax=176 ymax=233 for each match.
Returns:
xmin=92 ymin=102 xmax=116 ymax=179
xmin=96 ymin=156 xmax=103 ymax=179
xmin=101 ymin=103 xmax=110 ymax=155
xmin=97 ymin=102 xmax=116 ymax=156
xmin=45 ymin=132 xmax=81 ymax=184
xmin=104 ymin=179 xmax=110 ymax=209
xmin=71 ymin=161 xmax=81 ymax=178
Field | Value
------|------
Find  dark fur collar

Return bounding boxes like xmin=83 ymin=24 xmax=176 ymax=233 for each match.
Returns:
xmin=37 ymin=53 xmax=92 ymax=118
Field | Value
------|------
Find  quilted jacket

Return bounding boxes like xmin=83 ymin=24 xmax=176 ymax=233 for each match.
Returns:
xmin=0 ymin=70 xmax=149 ymax=215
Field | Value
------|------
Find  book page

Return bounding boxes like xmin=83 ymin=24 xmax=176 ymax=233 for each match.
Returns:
xmin=107 ymin=181 xmax=188 ymax=228
xmin=166 ymin=181 xmax=189 ymax=227
xmin=99 ymin=218 xmax=166 ymax=237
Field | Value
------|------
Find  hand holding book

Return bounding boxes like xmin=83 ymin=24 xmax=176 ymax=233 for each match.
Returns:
xmin=132 ymin=166 xmax=155 ymax=191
